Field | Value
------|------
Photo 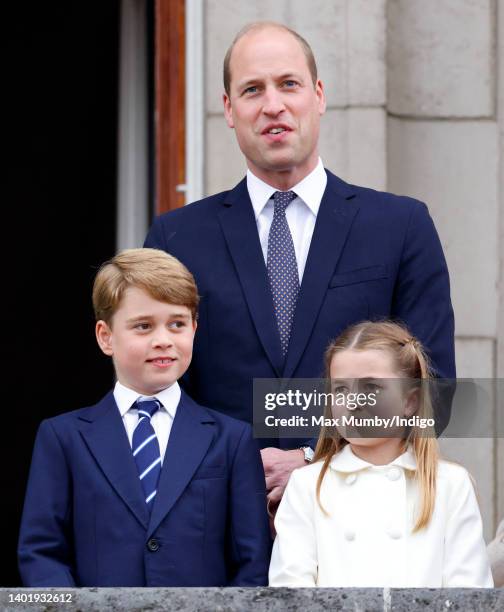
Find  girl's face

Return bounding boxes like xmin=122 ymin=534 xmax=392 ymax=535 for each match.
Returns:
xmin=329 ymin=348 xmax=418 ymax=462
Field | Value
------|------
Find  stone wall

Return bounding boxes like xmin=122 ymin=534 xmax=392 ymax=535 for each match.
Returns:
xmin=1 ymin=588 xmax=503 ymax=612
xmin=202 ymin=0 xmax=503 ymax=540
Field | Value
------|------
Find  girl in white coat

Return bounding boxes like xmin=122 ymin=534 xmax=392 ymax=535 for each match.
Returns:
xmin=269 ymin=321 xmax=493 ymax=588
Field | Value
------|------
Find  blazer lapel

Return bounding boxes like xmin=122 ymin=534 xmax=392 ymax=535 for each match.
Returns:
xmin=283 ymin=171 xmax=359 ymax=378
xmin=147 ymin=391 xmax=215 ymax=537
xmin=217 ymin=179 xmax=284 ymax=376
xmin=79 ymin=392 xmax=149 ymax=530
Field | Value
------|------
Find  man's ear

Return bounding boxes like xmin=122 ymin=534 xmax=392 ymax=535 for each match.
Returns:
xmin=315 ymin=79 xmax=327 ymax=115
xmin=95 ymin=320 xmax=114 ymax=356
xmin=403 ymin=387 xmax=420 ymax=418
xmin=223 ymin=93 xmax=235 ymax=128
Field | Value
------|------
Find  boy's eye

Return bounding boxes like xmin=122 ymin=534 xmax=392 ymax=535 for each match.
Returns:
xmin=168 ymin=321 xmax=185 ymax=329
xmin=134 ymin=322 xmax=151 ymax=331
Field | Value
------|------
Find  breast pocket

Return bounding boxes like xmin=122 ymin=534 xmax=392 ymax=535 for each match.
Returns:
xmin=329 ymin=264 xmax=388 ymax=288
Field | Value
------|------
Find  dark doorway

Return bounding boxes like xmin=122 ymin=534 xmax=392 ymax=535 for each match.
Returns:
xmin=4 ymin=2 xmax=120 ymax=586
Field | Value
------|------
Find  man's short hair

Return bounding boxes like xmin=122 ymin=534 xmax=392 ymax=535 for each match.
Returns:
xmin=223 ymin=21 xmax=318 ymax=97
xmin=93 ymin=248 xmax=199 ymax=324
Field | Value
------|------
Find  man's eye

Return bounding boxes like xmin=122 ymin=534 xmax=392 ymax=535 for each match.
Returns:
xmin=244 ymin=85 xmax=258 ymax=94
xmin=283 ymin=80 xmax=297 ymax=88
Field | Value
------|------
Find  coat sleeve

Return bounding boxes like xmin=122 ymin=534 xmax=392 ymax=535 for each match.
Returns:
xmin=18 ymin=420 xmax=76 ymax=587
xmin=227 ymin=423 xmax=272 ymax=586
xmin=391 ymin=201 xmax=455 ymax=380
xmin=269 ymin=468 xmax=318 ymax=586
xmin=442 ymin=469 xmax=493 ymax=587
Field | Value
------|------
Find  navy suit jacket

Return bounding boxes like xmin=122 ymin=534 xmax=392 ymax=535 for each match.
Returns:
xmin=145 ymin=170 xmax=455 ymax=447
xmin=18 ymin=390 xmax=271 ymax=587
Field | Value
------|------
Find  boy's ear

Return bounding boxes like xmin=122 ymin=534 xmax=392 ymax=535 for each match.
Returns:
xmin=95 ymin=320 xmax=114 ymax=356
xmin=192 ymin=318 xmax=198 ymax=333
xmin=403 ymin=387 xmax=420 ymax=418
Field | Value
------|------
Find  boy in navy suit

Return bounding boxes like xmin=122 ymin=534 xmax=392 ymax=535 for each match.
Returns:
xmin=18 ymin=248 xmax=270 ymax=587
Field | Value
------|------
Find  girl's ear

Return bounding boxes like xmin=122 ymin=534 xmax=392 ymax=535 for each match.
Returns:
xmin=96 ymin=320 xmax=114 ymax=356
xmin=404 ymin=387 xmax=420 ymax=417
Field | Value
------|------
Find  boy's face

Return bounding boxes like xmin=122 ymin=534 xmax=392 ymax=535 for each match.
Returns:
xmin=95 ymin=286 xmax=197 ymax=396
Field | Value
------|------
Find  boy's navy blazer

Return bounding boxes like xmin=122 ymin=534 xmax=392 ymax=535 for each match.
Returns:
xmin=145 ymin=170 xmax=455 ymax=443
xmin=18 ymin=390 xmax=271 ymax=587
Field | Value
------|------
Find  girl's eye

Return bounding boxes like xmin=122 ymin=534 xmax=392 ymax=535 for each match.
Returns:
xmin=333 ymin=385 xmax=348 ymax=394
xmin=362 ymin=382 xmax=381 ymax=394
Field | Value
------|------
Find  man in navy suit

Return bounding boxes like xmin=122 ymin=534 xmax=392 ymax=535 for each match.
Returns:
xmin=145 ymin=22 xmax=455 ymax=507
xmin=18 ymin=249 xmax=270 ymax=586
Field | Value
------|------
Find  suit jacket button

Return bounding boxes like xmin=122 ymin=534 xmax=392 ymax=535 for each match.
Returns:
xmin=147 ymin=538 xmax=159 ymax=552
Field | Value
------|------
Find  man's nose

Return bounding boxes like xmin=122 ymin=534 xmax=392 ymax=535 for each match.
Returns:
xmin=262 ymin=86 xmax=286 ymax=115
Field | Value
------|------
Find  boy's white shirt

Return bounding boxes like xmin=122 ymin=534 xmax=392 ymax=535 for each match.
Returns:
xmin=269 ymin=444 xmax=494 ymax=588
xmin=113 ymin=380 xmax=180 ymax=464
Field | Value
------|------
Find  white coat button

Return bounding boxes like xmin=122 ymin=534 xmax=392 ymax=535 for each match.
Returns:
xmin=387 ymin=467 xmax=401 ymax=481
xmin=345 ymin=473 xmax=357 ymax=485
xmin=344 ymin=530 xmax=356 ymax=541
xmin=387 ymin=528 xmax=402 ymax=540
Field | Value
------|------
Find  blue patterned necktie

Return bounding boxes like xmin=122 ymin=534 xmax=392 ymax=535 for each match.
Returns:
xmin=267 ymin=190 xmax=300 ymax=356
xmin=132 ymin=398 xmax=162 ymax=510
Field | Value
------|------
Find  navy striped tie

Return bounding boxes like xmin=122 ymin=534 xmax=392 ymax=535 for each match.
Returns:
xmin=267 ymin=190 xmax=300 ymax=356
xmin=132 ymin=398 xmax=162 ymax=509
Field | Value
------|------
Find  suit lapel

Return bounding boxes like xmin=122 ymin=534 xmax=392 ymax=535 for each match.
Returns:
xmin=79 ymin=392 xmax=149 ymax=530
xmin=217 ymin=179 xmax=284 ymax=376
xmin=283 ymin=171 xmax=359 ymax=378
xmin=147 ymin=391 xmax=215 ymax=537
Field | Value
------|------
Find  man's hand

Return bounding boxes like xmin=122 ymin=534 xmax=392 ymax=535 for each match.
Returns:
xmin=260 ymin=447 xmax=306 ymax=507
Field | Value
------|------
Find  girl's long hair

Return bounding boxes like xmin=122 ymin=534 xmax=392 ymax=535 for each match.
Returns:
xmin=314 ymin=320 xmax=439 ymax=532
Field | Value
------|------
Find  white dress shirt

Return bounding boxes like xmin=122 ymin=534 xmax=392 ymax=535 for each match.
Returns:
xmin=113 ymin=380 xmax=180 ymax=464
xmin=269 ymin=444 xmax=493 ymax=588
xmin=247 ymin=158 xmax=327 ymax=282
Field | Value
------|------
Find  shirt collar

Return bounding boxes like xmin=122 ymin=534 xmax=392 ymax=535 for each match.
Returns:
xmin=113 ymin=380 xmax=181 ymax=420
xmin=329 ymin=443 xmax=418 ymax=473
xmin=246 ymin=157 xmax=327 ymax=219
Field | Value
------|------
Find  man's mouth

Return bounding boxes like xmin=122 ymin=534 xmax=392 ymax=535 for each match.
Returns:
xmin=262 ymin=124 xmax=292 ymax=136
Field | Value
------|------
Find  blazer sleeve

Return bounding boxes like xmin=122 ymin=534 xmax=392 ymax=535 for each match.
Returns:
xmin=442 ymin=469 xmax=493 ymax=587
xmin=392 ymin=201 xmax=455 ymax=380
xmin=269 ymin=467 xmax=317 ymax=586
xmin=227 ymin=423 xmax=271 ymax=586
xmin=18 ymin=420 xmax=76 ymax=587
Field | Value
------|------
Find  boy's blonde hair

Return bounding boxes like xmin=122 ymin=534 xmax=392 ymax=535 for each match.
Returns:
xmin=314 ymin=320 xmax=439 ymax=532
xmin=92 ymin=248 xmax=199 ymax=324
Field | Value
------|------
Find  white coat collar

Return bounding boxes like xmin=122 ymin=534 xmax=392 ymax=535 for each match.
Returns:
xmin=329 ymin=444 xmax=418 ymax=473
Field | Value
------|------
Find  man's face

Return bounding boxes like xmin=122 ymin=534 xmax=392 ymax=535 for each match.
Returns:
xmin=95 ymin=286 xmax=196 ymax=396
xmin=223 ymin=27 xmax=326 ymax=187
